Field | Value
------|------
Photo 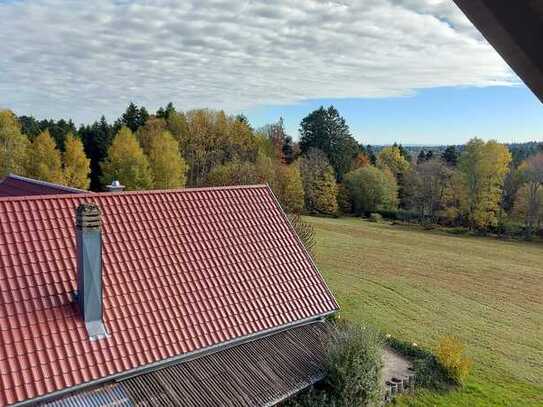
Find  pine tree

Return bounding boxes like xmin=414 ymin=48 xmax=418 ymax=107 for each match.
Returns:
xmin=119 ymin=103 xmax=148 ymax=133
xmin=26 ymin=130 xmax=64 ymax=183
xmin=101 ymin=127 xmax=153 ymax=190
xmin=0 ymin=110 xmax=29 ymax=177
xmin=148 ymin=131 xmax=187 ymax=189
xmin=417 ymin=149 xmax=427 ymax=165
xmin=441 ymin=145 xmax=458 ymax=166
xmin=299 ymin=106 xmax=359 ymax=180
xmin=63 ymin=133 xmax=91 ymax=189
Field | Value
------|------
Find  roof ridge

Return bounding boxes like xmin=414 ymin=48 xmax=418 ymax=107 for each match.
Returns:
xmin=0 ymin=183 xmax=270 ymax=203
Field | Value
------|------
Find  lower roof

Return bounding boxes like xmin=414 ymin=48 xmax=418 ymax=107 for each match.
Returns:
xmin=0 ymin=174 xmax=85 ymax=197
xmin=42 ymin=322 xmax=329 ymax=407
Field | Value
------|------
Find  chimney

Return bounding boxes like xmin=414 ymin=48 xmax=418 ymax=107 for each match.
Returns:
xmin=75 ymin=203 xmax=108 ymax=340
xmin=106 ymin=180 xmax=125 ymax=192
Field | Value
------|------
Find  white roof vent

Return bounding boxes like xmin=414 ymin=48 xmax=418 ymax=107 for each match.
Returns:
xmin=106 ymin=180 xmax=125 ymax=193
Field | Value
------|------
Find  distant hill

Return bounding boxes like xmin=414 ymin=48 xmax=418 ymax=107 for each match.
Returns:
xmin=370 ymin=142 xmax=543 ymax=164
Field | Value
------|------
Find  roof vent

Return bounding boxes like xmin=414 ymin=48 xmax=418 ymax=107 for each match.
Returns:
xmin=106 ymin=180 xmax=125 ymax=192
xmin=75 ymin=203 xmax=108 ymax=340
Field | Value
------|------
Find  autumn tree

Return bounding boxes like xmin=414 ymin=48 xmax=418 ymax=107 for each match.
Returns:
xmin=513 ymin=186 xmax=543 ymax=236
xmin=136 ymin=117 xmax=167 ymax=154
xmin=0 ymin=110 xmax=29 ymax=177
xmin=26 ymin=130 xmax=64 ymax=184
xmin=404 ymin=159 xmax=452 ymax=223
xmin=299 ymin=106 xmax=359 ymax=180
xmin=205 ymin=152 xmax=276 ymax=188
xmin=342 ymin=166 xmax=398 ymax=215
xmin=457 ymin=138 xmax=511 ymax=230
xmin=276 ymin=164 xmax=305 ymax=213
xmin=352 ymin=153 xmax=370 ymax=169
xmin=513 ymin=153 xmax=543 ymax=235
xmin=393 ymin=142 xmax=412 ymax=163
xmin=166 ymin=111 xmax=189 ymax=149
xmin=259 ymin=118 xmax=288 ymax=162
xmin=206 ymin=161 xmax=259 ymax=186
xmin=299 ymin=148 xmax=338 ymax=215
xmin=63 ymin=133 xmax=90 ymax=189
xmin=377 ymin=146 xmax=410 ymax=177
xmin=101 ymin=127 xmax=153 ymax=190
xmin=148 ymin=131 xmax=187 ymax=189
xmin=183 ymin=110 xmax=258 ymax=186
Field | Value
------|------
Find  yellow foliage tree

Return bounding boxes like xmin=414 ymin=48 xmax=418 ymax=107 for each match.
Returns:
xmin=276 ymin=164 xmax=305 ymax=213
xmin=377 ymin=146 xmax=410 ymax=177
xmin=63 ymin=133 xmax=90 ymax=189
xmin=26 ymin=130 xmax=64 ymax=184
xmin=457 ymin=138 xmax=512 ymax=230
xmin=136 ymin=117 xmax=167 ymax=154
xmin=299 ymin=148 xmax=338 ymax=215
xmin=101 ymin=127 xmax=153 ymax=190
xmin=0 ymin=110 xmax=29 ymax=177
xmin=148 ymin=131 xmax=187 ymax=189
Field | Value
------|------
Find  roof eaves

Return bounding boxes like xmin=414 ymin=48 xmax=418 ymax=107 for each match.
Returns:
xmin=12 ymin=314 xmax=334 ymax=407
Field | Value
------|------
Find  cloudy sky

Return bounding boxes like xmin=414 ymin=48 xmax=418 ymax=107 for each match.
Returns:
xmin=1 ymin=0 xmax=542 ymax=144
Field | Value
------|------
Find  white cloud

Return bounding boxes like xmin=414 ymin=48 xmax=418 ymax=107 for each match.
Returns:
xmin=0 ymin=0 xmax=515 ymax=123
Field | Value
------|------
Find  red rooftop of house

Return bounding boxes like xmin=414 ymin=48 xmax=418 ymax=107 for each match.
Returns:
xmin=0 ymin=184 xmax=338 ymax=406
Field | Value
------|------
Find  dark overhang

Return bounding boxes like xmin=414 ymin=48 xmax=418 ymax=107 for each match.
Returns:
xmin=453 ymin=0 xmax=543 ymax=103
xmin=40 ymin=322 xmax=329 ymax=407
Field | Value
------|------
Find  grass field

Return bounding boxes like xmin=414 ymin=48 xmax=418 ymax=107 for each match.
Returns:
xmin=307 ymin=217 xmax=543 ymax=406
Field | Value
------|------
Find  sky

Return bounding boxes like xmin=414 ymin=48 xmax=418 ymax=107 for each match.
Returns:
xmin=1 ymin=0 xmax=542 ymax=145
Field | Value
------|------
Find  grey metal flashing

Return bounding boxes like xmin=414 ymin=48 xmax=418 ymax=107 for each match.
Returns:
xmin=14 ymin=314 xmax=333 ymax=407
xmin=75 ymin=203 xmax=108 ymax=341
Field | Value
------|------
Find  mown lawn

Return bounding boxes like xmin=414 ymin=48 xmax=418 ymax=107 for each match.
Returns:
xmin=307 ymin=216 xmax=543 ymax=406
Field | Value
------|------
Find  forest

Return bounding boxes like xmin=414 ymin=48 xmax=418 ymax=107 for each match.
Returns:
xmin=1 ymin=103 xmax=542 ymax=238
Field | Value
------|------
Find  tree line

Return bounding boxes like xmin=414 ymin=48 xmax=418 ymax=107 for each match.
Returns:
xmin=1 ymin=103 xmax=542 ymax=238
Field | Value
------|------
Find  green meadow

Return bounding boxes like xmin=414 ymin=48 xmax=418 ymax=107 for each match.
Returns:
xmin=309 ymin=217 xmax=543 ymax=406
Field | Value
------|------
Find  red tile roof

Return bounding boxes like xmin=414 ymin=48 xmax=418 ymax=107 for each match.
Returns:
xmin=0 ymin=185 xmax=338 ymax=406
xmin=0 ymin=174 xmax=85 ymax=198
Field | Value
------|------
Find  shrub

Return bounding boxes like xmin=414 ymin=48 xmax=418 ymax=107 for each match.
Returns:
xmin=281 ymin=387 xmax=333 ymax=407
xmin=368 ymin=213 xmax=383 ymax=223
xmin=386 ymin=336 xmax=451 ymax=390
xmin=325 ymin=322 xmax=384 ymax=406
xmin=435 ymin=336 xmax=472 ymax=385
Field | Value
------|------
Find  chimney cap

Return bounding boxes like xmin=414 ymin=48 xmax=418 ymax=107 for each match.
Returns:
xmin=76 ymin=203 xmax=101 ymax=229
xmin=106 ymin=180 xmax=125 ymax=192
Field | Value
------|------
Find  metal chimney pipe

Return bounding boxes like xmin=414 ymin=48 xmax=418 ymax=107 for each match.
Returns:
xmin=106 ymin=180 xmax=125 ymax=192
xmin=75 ymin=203 xmax=108 ymax=340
